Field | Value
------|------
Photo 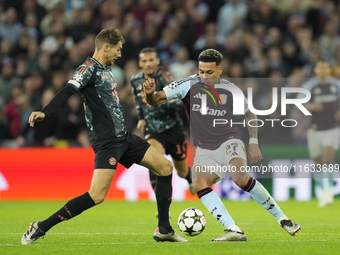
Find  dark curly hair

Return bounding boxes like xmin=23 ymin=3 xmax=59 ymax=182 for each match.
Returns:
xmin=198 ymin=49 xmax=223 ymax=66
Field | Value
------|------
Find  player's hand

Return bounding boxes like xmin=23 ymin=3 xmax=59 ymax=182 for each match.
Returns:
xmin=143 ymin=78 xmax=156 ymax=95
xmin=334 ymin=110 xmax=340 ymax=121
xmin=28 ymin=111 xmax=45 ymax=127
xmin=137 ymin=119 xmax=145 ymax=132
xmin=248 ymin=144 xmax=263 ymax=164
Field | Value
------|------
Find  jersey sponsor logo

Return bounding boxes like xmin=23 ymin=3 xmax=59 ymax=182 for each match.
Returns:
xmin=109 ymin=157 xmax=117 ymax=166
xmin=192 ymin=104 xmax=227 ymax=116
xmin=68 ymin=79 xmax=80 ymax=88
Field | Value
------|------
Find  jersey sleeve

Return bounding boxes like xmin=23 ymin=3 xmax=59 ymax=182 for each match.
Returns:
xmin=67 ymin=60 xmax=96 ymax=90
xmin=156 ymin=70 xmax=183 ymax=109
xmin=42 ymin=85 xmax=77 ymax=117
xmin=163 ymin=78 xmax=191 ymax=100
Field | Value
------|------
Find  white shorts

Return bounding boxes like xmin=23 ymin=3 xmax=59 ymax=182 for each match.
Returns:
xmin=307 ymin=127 xmax=340 ymax=159
xmin=192 ymin=139 xmax=247 ymax=184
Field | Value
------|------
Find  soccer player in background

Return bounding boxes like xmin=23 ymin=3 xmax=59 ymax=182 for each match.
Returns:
xmin=299 ymin=61 xmax=340 ymax=207
xmin=21 ymin=27 xmax=188 ymax=244
xmin=131 ymin=47 xmax=195 ymax=198
xmin=143 ymin=49 xmax=301 ymax=241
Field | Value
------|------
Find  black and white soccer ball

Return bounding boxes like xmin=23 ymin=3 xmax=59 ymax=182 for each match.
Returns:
xmin=177 ymin=208 xmax=206 ymax=236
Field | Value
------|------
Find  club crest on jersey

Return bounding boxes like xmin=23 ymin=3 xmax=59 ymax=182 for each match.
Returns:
xmin=219 ymin=94 xmax=227 ymax=105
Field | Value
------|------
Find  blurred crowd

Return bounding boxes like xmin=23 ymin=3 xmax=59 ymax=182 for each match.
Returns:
xmin=0 ymin=0 xmax=340 ymax=148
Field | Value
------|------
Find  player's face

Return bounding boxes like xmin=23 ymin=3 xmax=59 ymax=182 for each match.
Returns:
xmin=106 ymin=41 xmax=123 ymax=66
xmin=314 ymin=62 xmax=331 ymax=79
xmin=139 ymin=52 xmax=160 ymax=77
xmin=198 ymin=62 xmax=223 ymax=86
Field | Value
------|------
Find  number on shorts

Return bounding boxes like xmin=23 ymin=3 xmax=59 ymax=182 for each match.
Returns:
xmin=226 ymin=143 xmax=238 ymax=156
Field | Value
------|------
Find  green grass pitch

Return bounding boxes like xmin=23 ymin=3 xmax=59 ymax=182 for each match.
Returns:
xmin=1 ymin=199 xmax=339 ymax=255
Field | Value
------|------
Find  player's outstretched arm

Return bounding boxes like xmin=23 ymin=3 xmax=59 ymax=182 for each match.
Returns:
xmin=143 ymin=78 xmax=168 ymax=106
xmin=245 ymin=110 xmax=263 ymax=164
xmin=29 ymin=85 xmax=77 ymax=128
xmin=28 ymin=111 xmax=46 ymax=127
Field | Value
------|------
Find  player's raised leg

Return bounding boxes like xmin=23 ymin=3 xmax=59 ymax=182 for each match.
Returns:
xmin=139 ymin=145 xmax=188 ymax=242
xmin=21 ymin=169 xmax=114 ymax=244
xmin=192 ymin=166 xmax=246 ymax=242
xmin=229 ymin=158 xmax=301 ymax=236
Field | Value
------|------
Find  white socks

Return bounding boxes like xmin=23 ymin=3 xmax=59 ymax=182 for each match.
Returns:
xmin=198 ymin=188 xmax=238 ymax=230
xmin=247 ymin=179 xmax=284 ymax=220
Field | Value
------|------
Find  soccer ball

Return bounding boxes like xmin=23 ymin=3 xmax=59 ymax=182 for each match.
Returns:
xmin=177 ymin=208 xmax=206 ymax=236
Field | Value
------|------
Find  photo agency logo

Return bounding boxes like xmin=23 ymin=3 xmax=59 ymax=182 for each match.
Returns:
xmin=198 ymin=83 xmax=311 ymax=128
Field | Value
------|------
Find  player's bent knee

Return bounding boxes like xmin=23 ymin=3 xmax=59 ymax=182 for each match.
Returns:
xmin=192 ymin=178 xmax=209 ymax=192
xmin=158 ymin=159 xmax=173 ymax=176
xmin=165 ymin=160 xmax=173 ymax=175
xmin=232 ymin=177 xmax=249 ymax=189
